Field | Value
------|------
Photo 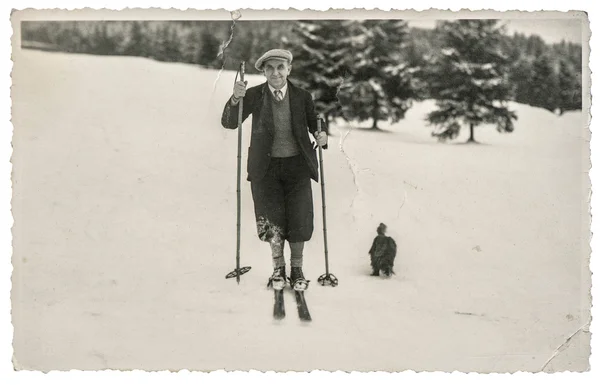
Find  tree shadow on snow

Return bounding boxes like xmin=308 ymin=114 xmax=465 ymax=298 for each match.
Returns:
xmin=333 ymin=122 xmax=493 ymax=147
xmin=451 ymin=141 xmax=492 ymax=146
xmin=352 ymin=126 xmax=396 ymax=134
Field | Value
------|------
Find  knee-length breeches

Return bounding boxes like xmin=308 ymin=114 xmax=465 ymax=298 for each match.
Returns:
xmin=250 ymin=155 xmax=314 ymax=243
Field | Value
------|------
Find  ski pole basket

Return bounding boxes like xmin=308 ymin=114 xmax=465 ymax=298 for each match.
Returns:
xmin=226 ymin=266 xmax=252 ymax=280
xmin=317 ymin=273 xmax=338 ymax=287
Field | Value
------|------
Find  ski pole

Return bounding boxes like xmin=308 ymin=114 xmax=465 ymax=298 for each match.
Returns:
xmin=316 ymin=116 xmax=338 ymax=287
xmin=226 ymin=61 xmax=251 ymax=283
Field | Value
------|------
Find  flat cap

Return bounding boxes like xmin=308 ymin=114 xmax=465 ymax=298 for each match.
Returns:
xmin=255 ymin=49 xmax=293 ymax=71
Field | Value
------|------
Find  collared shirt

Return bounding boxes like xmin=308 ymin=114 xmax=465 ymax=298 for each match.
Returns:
xmin=268 ymin=82 xmax=288 ymax=100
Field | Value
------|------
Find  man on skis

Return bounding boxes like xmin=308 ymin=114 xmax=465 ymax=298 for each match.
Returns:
xmin=221 ymin=49 xmax=328 ymax=291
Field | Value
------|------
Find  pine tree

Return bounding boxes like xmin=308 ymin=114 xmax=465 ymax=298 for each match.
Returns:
xmin=226 ymin=23 xmax=255 ymax=69
xmin=182 ymin=26 xmax=200 ymax=64
xmin=239 ymin=27 xmax=255 ymax=65
xmin=525 ymin=35 xmax=547 ymax=57
xmin=92 ymin=22 xmax=116 ymax=55
xmin=529 ymin=53 xmax=559 ymax=112
xmin=557 ymin=58 xmax=582 ymax=114
xmin=198 ymin=28 xmax=221 ymax=67
xmin=425 ymin=20 xmax=517 ymax=143
xmin=338 ymin=20 xmax=419 ymax=129
xmin=123 ymin=21 xmax=148 ymax=57
xmin=152 ymin=24 xmax=169 ymax=61
xmin=163 ymin=26 xmax=182 ymax=62
xmin=510 ymin=57 xmax=535 ymax=106
xmin=288 ymin=20 xmax=353 ymax=127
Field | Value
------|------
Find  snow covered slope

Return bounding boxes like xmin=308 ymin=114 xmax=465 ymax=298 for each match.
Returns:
xmin=11 ymin=49 xmax=591 ymax=372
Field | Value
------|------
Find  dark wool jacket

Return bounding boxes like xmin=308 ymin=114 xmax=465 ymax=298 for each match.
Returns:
xmin=221 ymin=80 xmax=327 ymax=182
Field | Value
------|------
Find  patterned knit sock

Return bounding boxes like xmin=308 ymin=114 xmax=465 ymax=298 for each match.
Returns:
xmin=290 ymin=242 xmax=304 ymax=268
xmin=270 ymin=239 xmax=285 ymax=269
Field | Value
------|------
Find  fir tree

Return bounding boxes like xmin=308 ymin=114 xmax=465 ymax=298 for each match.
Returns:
xmin=557 ymin=58 xmax=582 ymax=114
xmin=152 ymin=24 xmax=169 ymax=61
xmin=510 ymin=57 xmax=535 ymax=106
xmin=225 ymin=23 xmax=255 ymax=69
xmin=288 ymin=20 xmax=353 ymax=127
xmin=164 ymin=26 xmax=182 ymax=62
xmin=525 ymin=35 xmax=547 ymax=57
xmin=529 ymin=53 xmax=559 ymax=112
xmin=425 ymin=20 xmax=517 ymax=143
xmin=198 ymin=28 xmax=221 ymax=67
xmin=182 ymin=27 xmax=200 ymax=64
xmin=92 ymin=22 xmax=116 ymax=55
xmin=124 ymin=21 xmax=148 ymax=57
xmin=338 ymin=20 xmax=419 ymax=129
xmin=239 ymin=27 xmax=255 ymax=65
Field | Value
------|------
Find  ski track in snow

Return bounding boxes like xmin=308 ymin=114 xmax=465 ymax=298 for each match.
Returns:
xmin=10 ymin=49 xmax=591 ymax=373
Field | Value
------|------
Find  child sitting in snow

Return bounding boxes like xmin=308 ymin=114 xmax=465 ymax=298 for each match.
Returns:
xmin=368 ymin=223 xmax=397 ymax=277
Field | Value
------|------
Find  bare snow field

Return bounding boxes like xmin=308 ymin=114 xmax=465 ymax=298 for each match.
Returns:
xmin=10 ymin=49 xmax=591 ymax=372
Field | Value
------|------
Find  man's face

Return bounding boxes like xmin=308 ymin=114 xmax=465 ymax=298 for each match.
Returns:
xmin=263 ymin=59 xmax=291 ymax=89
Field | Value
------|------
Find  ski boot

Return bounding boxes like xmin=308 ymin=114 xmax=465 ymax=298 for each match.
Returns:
xmin=267 ymin=266 xmax=287 ymax=290
xmin=290 ymin=267 xmax=310 ymax=291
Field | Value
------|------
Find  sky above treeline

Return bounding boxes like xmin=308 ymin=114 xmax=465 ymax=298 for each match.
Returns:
xmin=406 ymin=18 xmax=584 ymax=44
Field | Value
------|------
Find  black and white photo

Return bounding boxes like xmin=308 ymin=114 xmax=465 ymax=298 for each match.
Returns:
xmin=9 ymin=8 xmax=591 ymax=374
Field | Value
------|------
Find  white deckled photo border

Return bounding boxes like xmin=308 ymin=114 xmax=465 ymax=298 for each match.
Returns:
xmin=2 ymin=0 xmax=597 ymax=384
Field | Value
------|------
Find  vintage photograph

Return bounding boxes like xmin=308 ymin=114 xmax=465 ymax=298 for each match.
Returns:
xmin=10 ymin=8 xmax=591 ymax=373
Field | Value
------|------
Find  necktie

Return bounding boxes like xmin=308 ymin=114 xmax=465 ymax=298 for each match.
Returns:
xmin=274 ymin=90 xmax=283 ymax=101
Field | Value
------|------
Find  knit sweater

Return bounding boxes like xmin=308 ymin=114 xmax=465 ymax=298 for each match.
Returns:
xmin=270 ymin=89 xmax=300 ymax=157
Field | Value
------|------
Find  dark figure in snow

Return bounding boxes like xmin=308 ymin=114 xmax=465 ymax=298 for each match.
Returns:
xmin=369 ymin=223 xmax=397 ymax=277
xmin=221 ymin=49 xmax=328 ymax=290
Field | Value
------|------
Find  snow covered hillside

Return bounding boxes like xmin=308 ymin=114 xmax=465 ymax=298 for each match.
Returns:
xmin=11 ymin=49 xmax=591 ymax=373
